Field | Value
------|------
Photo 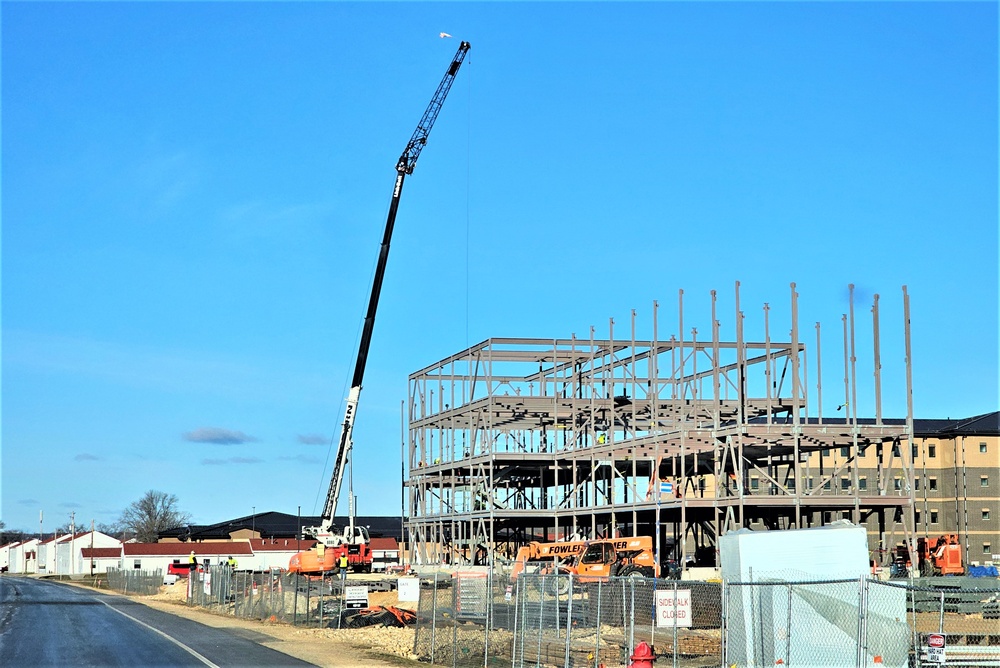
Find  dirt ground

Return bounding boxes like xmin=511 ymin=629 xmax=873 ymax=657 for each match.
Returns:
xmin=76 ymin=579 xmax=419 ymax=668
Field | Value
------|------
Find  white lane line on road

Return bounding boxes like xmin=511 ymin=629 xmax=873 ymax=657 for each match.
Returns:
xmin=98 ymin=599 xmax=221 ymax=668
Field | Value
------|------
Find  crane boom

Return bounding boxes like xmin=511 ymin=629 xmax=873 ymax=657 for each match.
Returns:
xmin=317 ymin=41 xmax=470 ymax=534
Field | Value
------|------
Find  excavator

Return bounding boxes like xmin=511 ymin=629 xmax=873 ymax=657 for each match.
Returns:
xmin=289 ymin=41 xmax=471 ymax=575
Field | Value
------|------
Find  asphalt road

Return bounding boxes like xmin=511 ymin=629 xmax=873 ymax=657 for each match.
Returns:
xmin=0 ymin=576 xmax=316 ymax=667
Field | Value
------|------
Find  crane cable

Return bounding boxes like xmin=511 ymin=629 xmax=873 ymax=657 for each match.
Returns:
xmin=314 ymin=197 xmax=384 ymax=516
xmin=465 ymin=51 xmax=473 ymax=350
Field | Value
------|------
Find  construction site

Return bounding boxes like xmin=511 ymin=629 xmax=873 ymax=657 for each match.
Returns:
xmin=405 ymin=284 xmax=927 ymax=572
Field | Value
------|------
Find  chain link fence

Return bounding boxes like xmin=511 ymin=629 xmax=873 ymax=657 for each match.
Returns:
xmin=413 ymin=572 xmax=722 ymax=668
xmin=886 ymin=579 xmax=1000 ymax=667
xmin=104 ymin=568 xmax=163 ymax=596
xmin=413 ymin=572 xmax=999 ymax=668
xmin=412 ymin=571 xmax=516 ymax=666
xmin=164 ymin=564 xmax=1000 ymax=667
xmin=186 ymin=566 xmax=346 ymax=627
xmin=723 ymin=577 xmax=1000 ymax=668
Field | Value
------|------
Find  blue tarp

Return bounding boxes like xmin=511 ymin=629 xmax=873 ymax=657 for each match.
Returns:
xmin=967 ymin=565 xmax=999 ymax=578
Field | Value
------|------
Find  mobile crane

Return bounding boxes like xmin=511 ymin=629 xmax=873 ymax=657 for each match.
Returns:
xmin=290 ymin=41 xmax=471 ymax=575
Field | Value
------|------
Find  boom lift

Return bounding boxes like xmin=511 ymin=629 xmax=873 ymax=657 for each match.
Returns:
xmin=290 ymin=41 xmax=471 ymax=575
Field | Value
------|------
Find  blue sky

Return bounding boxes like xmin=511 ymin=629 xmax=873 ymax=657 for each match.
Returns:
xmin=2 ymin=2 xmax=997 ymax=533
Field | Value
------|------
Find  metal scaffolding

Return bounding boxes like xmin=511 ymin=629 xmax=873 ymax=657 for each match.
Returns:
xmin=405 ymin=283 xmax=917 ymax=570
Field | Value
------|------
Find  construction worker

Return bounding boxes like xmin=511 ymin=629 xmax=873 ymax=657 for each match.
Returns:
xmin=227 ymin=555 xmax=237 ymax=570
xmin=187 ymin=550 xmax=197 ymax=572
xmin=338 ymin=552 xmax=349 ymax=581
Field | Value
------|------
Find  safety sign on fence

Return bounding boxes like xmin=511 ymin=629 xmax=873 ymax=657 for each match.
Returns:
xmin=925 ymin=634 xmax=946 ymax=664
xmin=655 ymin=588 xmax=692 ymax=628
xmin=345 ymin=585 xmax=369 ymax=610
xmin=397 ymin=577 xmax=419 ymax=603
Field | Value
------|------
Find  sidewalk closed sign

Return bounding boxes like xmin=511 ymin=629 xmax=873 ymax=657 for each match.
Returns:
xmin=925 ymin=634 xmax=946 ymax=664
xmin=345 ymin=585 xmax=369 ymax=610
xmin=655 ymin=589 xmax=692 ymax=628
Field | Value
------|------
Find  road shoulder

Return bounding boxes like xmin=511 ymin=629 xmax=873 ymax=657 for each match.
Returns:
xmin=57 ymin=579 xmax=407 ymax=668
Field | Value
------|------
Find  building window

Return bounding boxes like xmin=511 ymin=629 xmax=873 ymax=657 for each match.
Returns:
xmin=930 ymin=511 xmax=939 ymax=524
xmin=859 ymin=477 xmax=867 ymax=491
xmin=841 ymin=477 xmax=851 ymax=490
xmin=915 ymin=511 xmax=921 ymax=524
xmin=842 ymin=511 xmax=850 ymax=520
xmin=983 ymin=509 xmax=990 ymax=521
xmin=985 ymin=544 xmax=992 ymax=555
xmin=787 ymin=477 xmax=796 ymax=490
xmin=981 ymin=442 xmax=988 ymax=454
xmin=808 ymin=477 xmax=814 ymax=490
xmin=929 ymin=478 xmax=938 ymax=491
xmin=892 ymin=444 xmax=900 ymax=457
xmin=915 ymin=478 xmax=920 ymax=490
xmin=894 ymin=477 xmax=902 ymax=491
xmin=823 ymin=480 xmax=831 ymax=491
xmin=840 ymin=446 xmax=850 ymax=457
xmin=133 ymin=560 xmax=141 ymax=569
xmin=750 ymin=477 xmax=759 ymax=490
xmin=982 ymin=476 xmax=990 ymax=488
xmin=928 ymin=444 xmax=936 ymax=458
xmin=822 ymin=449 xmax=830 ymax=457
xmin=912 ymin=445 xmax=919 ymax=458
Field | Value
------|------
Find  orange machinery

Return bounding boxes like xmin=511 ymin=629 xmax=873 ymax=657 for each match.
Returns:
xmin=511 ymin=535 xmax=658 ymax=581
xmin=288 ymin=536 xmax=372 ymax=574
xmin=893 ymin=534 xmax=964 ymax=576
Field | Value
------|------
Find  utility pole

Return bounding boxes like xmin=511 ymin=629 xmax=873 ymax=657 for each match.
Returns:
xmin=69 ymin=511 xmax=76 ymax=576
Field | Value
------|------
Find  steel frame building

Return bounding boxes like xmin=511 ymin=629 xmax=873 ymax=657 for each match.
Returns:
xmin=405 ymin=284 xmax=917 ymax=569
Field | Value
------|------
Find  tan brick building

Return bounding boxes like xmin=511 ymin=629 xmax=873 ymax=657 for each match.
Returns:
xmin=800 ymin=411 xmax=999 ymax=568
xmin=908 ymin=412 xmax=999 ymax=567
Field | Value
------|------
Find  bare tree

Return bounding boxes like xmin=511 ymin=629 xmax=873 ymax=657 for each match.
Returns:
xmin=0 ymin=520 xmax=28 ymax=545
xmin=117 ymin=490 xmax=192 ymax=543
xmin=95 ymin=522 xmax=121 ymax=537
